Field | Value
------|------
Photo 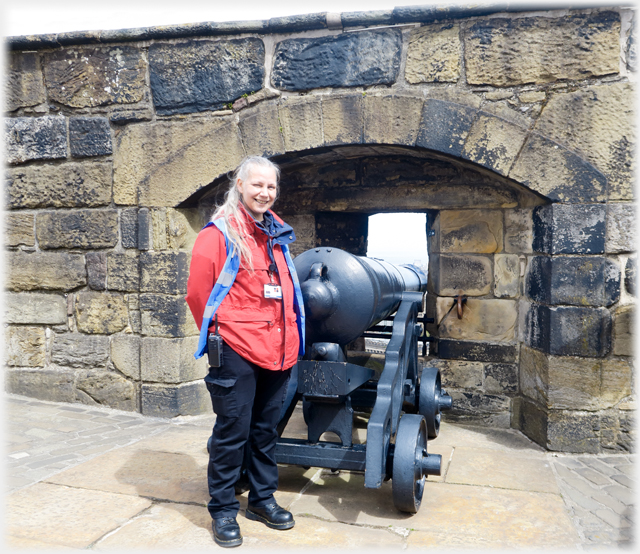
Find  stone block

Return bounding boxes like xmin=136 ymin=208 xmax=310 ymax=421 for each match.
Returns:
xmin=140 ymin=336 xmax=207 ymax=384
xmin=6 ymin=51 xmax=46 ymax=111
xmin=6 ymin=369 xmax=76 ymax=403
xmin=120 ymin=208 xmax=138 ymax=249
xmin=437 ymin=339 xmax=518 ymax=363
xmin=282 ymin=213 xmax=316 ymax=257
xmin=36 ymin=210 xmax=118 ymax=249
xmin=461 ymin=112 xmax=527 ymax=176
xmin=511 ymin=396 xmax=547 ymax=450
xmin=6 ymin=162 xmax=112 ymax=209
xmin=141 ymin=381 xmax=210 ymax=417
xmin=428 ymin=254 xmax=492 ymax=296
xmin=494 ymin=254 xmax=520 ymax=298
xmin=166 ymin=209 xmax=203 ymax=251
xmin=5 ymin=326 xmax=46 ymax=367
xmin=547 ymin=411 xmax=601 ymax=453
xmin=6 ymin=251 xmax=86 ymax=291
xmin=322 ymin=94 xmax=363 ymax=146
xmin=416 ymin=99 xmax=477 ymax=157
xmin=504 ymin=208 xmax=533 ymax=254
xmin=139 ymin=294 xmax=198 ymax=338
xmin=465 ymin=11 xmax=620 ymax=87
xmin=111 ymin=334 xmax=141 ymax=380
xmin=5 ymin=115 xmax=67 ymax=164
xmin=140 ymin=252 xmax=190 ymax=295
xmin=51 ymin=333 xmax=110 ymax=368
xmin=447 ymin=390 xmax=511 ymax=417
xmin=533 ymin=204 xmax=606 ymax=255
xmin=43 ymin=45 xmax=146 ymax=108
xmin=436 ymin=297 xmax=454 ymax=325
xmin=439 ymin=298 xmax=517 ymax=342
xmin=625 ymin=257 xmax=636 ymax=295
xmin=613 ymin=305 xmax=634 ymax=357
xmin=127 ymin=294 xmax=141 ymax=335
xmin=363 ymin=94 xmax=423 ymax=146
xmin=237 ymin=103 xmax=284 ymax=157
xmin=76 ymin=369 xmax=137 ymax=412
xmin=75 ymin=291 xmax=129 ymax=334
xmin=149 ymin=38 xmax=264 ymax=115
xmin=5 ymin=212 xmax=35 ymax=247
xmin=151 ymin=209 xmax=168 ymax=251
xmin=484 ymin=363 xmax=518 ymax=394
xmin=428 ymin=358 xmax=483 ymax=390
xmin=4 ymin=292 xmax=67 ymax=325
xmin=271 ymin=28 xmax=401 ymax=91
xmin=138 ymin=208 xmax=151 ymax=250
xmin=438 ymin=209 xmax=503 ymax=253
xmin=109 ymin=106 xmax=154 ymax=125
xmin=510 ymin=134 xmax=608 ymax=203
xmin=606 ymin=203 xmax=635 ymax=253
xmin=278 ymin=97 xmax=323 ymax=152
xmin=69 ymin=117 xmax=113 ymax=158
xmin=535 ymin=82 xmax=635 ymax=202
xmin=86 ymin=252 xmax=107 ymax=291
xmin=405 ymin=22 xmax=461 ymax=83
xmin=107 ymin=252 xmax=140 ymax=292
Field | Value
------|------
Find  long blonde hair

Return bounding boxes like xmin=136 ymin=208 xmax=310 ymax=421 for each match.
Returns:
xmin=211 ymin=156 xmax=281 ymax=270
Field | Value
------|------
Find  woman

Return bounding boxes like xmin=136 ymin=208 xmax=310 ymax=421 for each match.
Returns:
xmin=186 ymin=156 xmax=305 ymax=548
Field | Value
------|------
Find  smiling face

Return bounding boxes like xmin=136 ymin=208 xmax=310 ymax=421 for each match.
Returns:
xmin=236 ymin=164 xmax=278 ymax=222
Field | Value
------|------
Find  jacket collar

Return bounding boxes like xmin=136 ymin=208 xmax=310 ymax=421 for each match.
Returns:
xmin=238 ymin=204 xmax=296 ymax=246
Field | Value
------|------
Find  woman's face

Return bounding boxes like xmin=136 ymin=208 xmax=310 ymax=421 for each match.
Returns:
xmin=237 ymin=165 xmax=278 ymax=222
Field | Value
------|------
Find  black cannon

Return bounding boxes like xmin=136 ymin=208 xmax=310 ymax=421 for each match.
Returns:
xmin=274 ymin=246 xmax=452 ymax=513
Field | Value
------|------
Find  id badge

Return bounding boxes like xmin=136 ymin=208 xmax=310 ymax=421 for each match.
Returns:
xmin=264 ymin=284 xmax=282 ymax=299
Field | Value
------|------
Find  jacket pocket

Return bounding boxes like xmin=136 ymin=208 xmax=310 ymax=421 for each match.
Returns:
xmin=205 ymin=376 xmax=238 ymax=418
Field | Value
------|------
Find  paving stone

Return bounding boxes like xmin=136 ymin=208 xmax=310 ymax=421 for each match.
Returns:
xmin=610 ymin=474 xmax=634 ymax=488
xmin=595 ymin=509 xmax=631 ymax=529
xmin=575 ymin=467 xmax=615 ymax=486
xmin=591 ymin=490 xmax=630 ymax=515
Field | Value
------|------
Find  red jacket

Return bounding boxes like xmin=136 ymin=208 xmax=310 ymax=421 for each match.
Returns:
xmin=185 ymin=207 xmax=300 ymax=370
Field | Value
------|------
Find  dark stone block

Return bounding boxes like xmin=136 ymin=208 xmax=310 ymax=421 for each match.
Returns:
xmin=140 ymin=252 xmax=190 ymax=294
xmin=149 ymin=38 xmax=265 ymax=115
xmin=547 ymin=411 xmax=601 ymax=453
xmin=120 ymin=208 xmax=138 ymax=249
xmin=484 ymin=363 xmax=518 ymax=394
xmin=107 ymin=253 xmax=140 ymax=292
xmin=69 ymin=117 xmax=113 ymax=158
xmin=392 ymin=4 xmax=497 ymax=23
xmin=6 ymin=116 xmax=67 ymax=164
xmin=625 ymin=257 xmax=636 ymax=295
xmin=315 ymin=212 xmax=368 ymax=256
xmin=437 ymin=339 xmax=518 ymax=363
xmin=36 ymin=209 xmax=118 ymax=249
xmin=416 ymin=99 xmax=478 ymax=157
xmin=139 ymin=294 xmax=193 ymax=337
xmin=141 ymin=381 xmax=210 ymax=417
xmin=138 ymin=208 xmax=150 ymax=250
xmin=271 ymin=29 xmax=401 ymax=91
xmin=109 ymin=107 xmax=153 ymax=125
xmin=6 ymin=369 xmax=76 ymax=403
xmin=533 ymin=204 xmax=605 ymax=254
xmin=86 ymin=252 xmax=107 ymax=291
xmin=341 ymin=10 xmax=394 ymax=28
xmin=268 ymin=13 xmax=327 ymax=32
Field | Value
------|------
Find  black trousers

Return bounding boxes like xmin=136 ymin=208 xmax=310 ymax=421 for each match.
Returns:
xmin=205 ymin=342 xmax=291 ymax=519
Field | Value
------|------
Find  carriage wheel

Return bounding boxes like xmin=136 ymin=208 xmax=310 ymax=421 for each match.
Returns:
xmin=392 ymin=414 xmax=427 ymax=513
xmin=419 ymin=366 xmax=444 ymax=439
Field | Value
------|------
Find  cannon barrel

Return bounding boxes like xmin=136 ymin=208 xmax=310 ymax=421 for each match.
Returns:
xmin=294 ymin=247 xmax=428 ymax=347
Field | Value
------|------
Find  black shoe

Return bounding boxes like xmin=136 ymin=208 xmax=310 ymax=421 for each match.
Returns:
xmin=245 ymin=503 xmax=295 ymax=530
xmin=212 ymin=517 xmax=243 ymax=548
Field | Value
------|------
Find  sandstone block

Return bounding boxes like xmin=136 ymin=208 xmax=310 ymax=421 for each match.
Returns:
xmin=138 ymin=209 xmax=151 ymax=249
xmin=69 ymin=117 xmax=113 ymax=158
xmin=151 ymin=209 xmax=168 ymax=250
xmin=140 ymin=336 xmax=207 ymax=384
xmin=322 ymin=94 xmax=363 ymax=146
xmin=140 ymin=252 xmax=190 ymax=294
xmin=282 ymin=214 xmax=316 ymax=257
xmin=625 ymin=257 xmax=636 ymax=295
xmin=86 ymin=252 xmax=107 ymax=290
xmin=139 ymin=294 xmax=198 ymax=337
xmin=76 ymin=370 xmax=137 ymax=412
xmin=447 ymin=390 xmax=510 ymax=417
xmin=237 ymin=103 xmax=285 ymax=158
xmin=436 ymin=296 xmax=454 ymax=325
xmin=141 ymin=381 xmax=210 ymax=417
xmin=111 ymin=334 xmax=141 ymax=380
xmin=465 ymin=11 xmax=620 ymax=87
xmin=494 ymin=254 xmax=520 ymax=298
xmin=519 ymin=91 xmax=546 ymax=103
xmin=278 ymin=97 xmax=323 ymax=152
xmin=429 ymin=358 xmax=483 ymax=390
xmin=438 ymin=209 xmax=502 ymax=253
xmin=504 ymin=208 xmax=533 ymax=254
xmin=107 ymin=252 xmax=140 ymax=292
xmin=511 ymin=397 xmax=547 ymax=448
xmin=5 ymin=115 xmax=67 ymax=164
xmin=485 ymin=363 xmax=518 ymax=394
xmin=36 ymin=209 xmax=118 ymax=249
xmin=6 ymin=52 xmax=46 ymax=111
xmin=75 ymin=291 xmax=129 ymax=334
xmin=439 ymin=299 xmax=517 ymax=342
xmin=547 ymin=411 xmax=604 ymax=453
xmin=149 ymin=38 xmax=264 ymax=115
xmin=51 ymin=333 xmax=109 ymax=368
xmin=363 ymin=94 xmax=423 ymax=146
xmin=6 ymin=369 xmax=76 ymax=403
xmin=5 ymin=292 xmax=66 ymax=325
xmin=5 ymin=326 xmax=46 ymax=367
xmin=120 ymin=208 xmax=139 ymax=249
xmin=6 ymin=162 xmax=112 ymax=209
xmin=613 ymin=305 xmax=634 ymax=357
xmin=428 ymin=254 xmax=492 ymax=296
xmin=606 ymin=203 xmax=635 ymax=253
xmin=438 ymin=339 xmax=518 ymax=363
xmin=6 ymin=251 xmax=86 ymax=291
xmin=5 ymin=212 xmax=35 ymax=247
xmin=43 ymin=45 xmax=146 ymax=108
xmin=416 ymin=99 xmax=477 ymax=157
xmin=405 ymin=22 xmax=461 ymax=83
xmin=271 ymin=28 xmax=401 ymax=91
xmin=166 ymin=209 xmax=203 ymax=251
xmin=519 ymin=345 xmax=549 ymax=406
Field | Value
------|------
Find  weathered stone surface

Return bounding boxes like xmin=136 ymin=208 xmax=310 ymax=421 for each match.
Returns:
xmin=280 ymin=214 xmax=316 ymax=257
xmin=120 ymin=208 xmax=139 ymax=249
xmin=405 ymin=22 xmax=461 ymax=83
xmin=141 ymin=381 xmax=210 ymax=417
xmin=416 ymin=99 xmax=477 ymax=157
xmin=465 ymin=12 xmax=620 ymax=87
xmin=613 ymin=305 xmax=634 ymax=357
xmin=429 ymin=358 xmax=483 ymax=390
xmin=5 ymin=326 xmax=46 ymax=367
xmin=535 ymin=82 xmax=635 ymax=202
xmin=6 ymin=251 xmax=86 ymax=291
xmin=606 ymin=203 xmax=635 ymax=253
xmin=140 ymin=336 xmax=207 ymax=384
xmin=428 ymin=254 xmax=492 ymax=296
xmin=140 ymin=252 xmax=189 ymax=295
xmin=272 ymin=29 xmax=401 ymax=91
xmin=533 ymin=204 xmax=606 ymax=255
xmin=5 ymin=115 xmax=67 ymax=164
xmin=439 ymin=299 xmax=517 ymax=342
xmin=76 ymin=369 xmax=137 ymax=411
xmin=547 ymin=410 xmax=601 ymax=453
xmin=5 ymin=212 xmax=35 ymax=247
xmin=151 ymin=209 xmax=168 ymax=250
xmin=69 ymin=117 xmax=112 ymax=158
xmin=138 ymin=208 xmax=151 ymax=249
xmin=139 ymin=294 xmax=198 ymax=338
xmin=86 ymin=252 xmax=107 ymax=291
xmin=237 ymin=103 xmax=284 ymax=157
xmin=107 ymin=252 xmax=140 ymax=292
xmin=6 ymin=52 xmax=46 ymax=111
xmin=494 ymin=254 xmax=520 ymax=298
xmin=363 ymin=94 xmax=423 ymax=146
xmin=43 ymin=45 xmax=146 ymax=108
xmin=504 ymin=208 xmax=533 ymax=254
xmin=438 ymin=209 xmax=503 ymax=253
xmin=519 ymin=91 xmax=546 ymax=103
xmin=166 ymin=209 xmax=203 ymax=251
xmin=322 ymin=94 xmax=363 ymax=146
xmin=461 ymin=113 xmax=527 ymax=176
xmin=279 ymin=97 xmax=323 ymax=153
xmin=6 ymin=162 xmax=112 ymax=209
xmin=519 ymin=345 xmax=549 ymax=406
xmin=5 ymin=292 xmax=67 ymax=325
xmin=6 ymin=369 xmax=76 ymax=403
xmin=51 ymin=333 xmax=109 ymax=368
xmin=75 ymin=291 xmax=129 ymax=334
xmin=36 ymin=210 xmax=118 ymax=249
xmin=438 ymin=339 xmax=518 ymax=363
xmin=111 ymin=334 xmax=140 ymax=380
xmin=113 ymin=117 xmax=245 ymax=207
xmin=625 ymin=257 xmax=636 ymax=295
xmin=447 ymin=390 xmax=510 ymax=418
xmin=436 ymin=296 xmax=455 ymax=325
xmin=510 ymin=134 xmax=608 ymax=203
xmin=315 ymin=212 xmax=368 ymax=256
xmin=149 ymin=39 xmax=264 ymax=115
xmin=485 ymin=363 xmax=518 ymax=394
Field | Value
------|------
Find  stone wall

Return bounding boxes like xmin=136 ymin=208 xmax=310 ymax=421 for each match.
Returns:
xmin=4 ymin=5 xmax=636 ymax=452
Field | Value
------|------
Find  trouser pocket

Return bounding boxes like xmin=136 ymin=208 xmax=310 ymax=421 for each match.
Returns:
xmin=205 ymin=375 xmax=238 ymax=418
